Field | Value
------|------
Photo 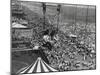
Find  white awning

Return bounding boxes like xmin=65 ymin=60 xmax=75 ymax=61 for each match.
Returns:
xmin=12 ymin=22 xmax=27 ymax=28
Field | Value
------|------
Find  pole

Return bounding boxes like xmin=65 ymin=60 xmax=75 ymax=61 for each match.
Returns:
xmin=85 ymin=5 xmax=89 ymax=28
xmin=74 ymin=5 xmax=77 ymax=32
xmin=42 ymin=3 xmax=46 ymax=29
xmin=57 ymin=4 xmax=61 ymax=33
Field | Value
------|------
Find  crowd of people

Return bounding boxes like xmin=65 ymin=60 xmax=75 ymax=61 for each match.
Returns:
xmin=36 ymin=28 xmax=96 ymax=71
xmin=12 ymin=16 xmax=96 ymax=71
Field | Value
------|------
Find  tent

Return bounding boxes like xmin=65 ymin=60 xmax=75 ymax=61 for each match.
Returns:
xmin=17 ymin=57 xmax=58 ymax=74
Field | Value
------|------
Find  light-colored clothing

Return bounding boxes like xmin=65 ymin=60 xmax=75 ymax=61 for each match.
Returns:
xmin=43 ymin=35 xmax=50 ymax=42
xmin=33 ymin=45 xmax=39 ymax=50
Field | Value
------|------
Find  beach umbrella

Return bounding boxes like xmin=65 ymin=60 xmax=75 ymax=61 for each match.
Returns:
xmin=17 ymin=57 xmax=58 ymax=74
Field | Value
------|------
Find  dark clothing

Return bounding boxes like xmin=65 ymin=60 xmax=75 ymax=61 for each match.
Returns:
xmin=33 ymin=48 xmax=50 ymax=64
xmin=42 ymin=42 xmax=52 ymax=50
xmin=42 ymin=29 xmax=49 ymax=35
xmin=50 ymin=30 xmax=56 ymax=38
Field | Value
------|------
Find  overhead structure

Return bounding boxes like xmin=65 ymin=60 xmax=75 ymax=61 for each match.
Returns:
xmin=42 ymin=2 xmax=61 ymax=31
xmin=17 ymin=57 xmax=58 ymax=74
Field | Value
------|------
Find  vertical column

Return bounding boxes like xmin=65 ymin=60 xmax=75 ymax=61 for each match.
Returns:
xmin=74 ymin=5 xmax=77 ymax=33
xmin=42 ymin=2 xmax=46 ymax=29
xmin=57 ymin=4 xmax=61 ymax=33
xmin=85 ymin=5 xmax=89 ymax=29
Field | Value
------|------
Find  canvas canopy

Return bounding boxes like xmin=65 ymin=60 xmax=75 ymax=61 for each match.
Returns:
xmin=17 ymin=57 xmax=58 ymax=74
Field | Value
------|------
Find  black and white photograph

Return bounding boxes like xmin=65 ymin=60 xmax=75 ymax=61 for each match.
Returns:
xmin=11 ymin=0 xmax=96 ymax=75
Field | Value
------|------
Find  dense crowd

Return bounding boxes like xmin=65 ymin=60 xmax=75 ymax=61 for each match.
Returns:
xmin=12 ymin=15 xmax=96 ymax=71
xmin=39 ymin=26 xmax=96 ymax=71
